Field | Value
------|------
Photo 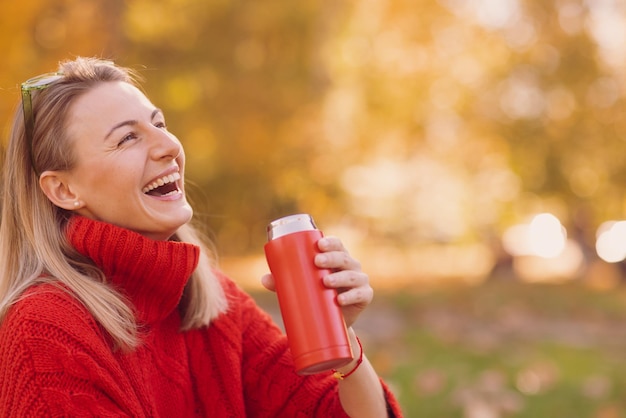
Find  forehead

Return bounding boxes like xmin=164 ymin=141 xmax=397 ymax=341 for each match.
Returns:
xmin=67 ymin=81 xmax=155 ymax=130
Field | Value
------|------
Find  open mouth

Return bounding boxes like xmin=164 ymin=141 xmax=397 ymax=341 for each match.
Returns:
xmin=142 ymin=172 xmax=181 ymax=197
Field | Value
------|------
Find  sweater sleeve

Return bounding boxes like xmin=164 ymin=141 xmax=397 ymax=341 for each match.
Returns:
xmin=0 ymin=285 xmax=141 ymax=418
xmin=216 ymin=274 xmax=403 ymax=418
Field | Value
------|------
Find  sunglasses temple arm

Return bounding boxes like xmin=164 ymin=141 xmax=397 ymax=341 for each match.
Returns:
xmin=21 ymin=90 xmax=39 ymax=175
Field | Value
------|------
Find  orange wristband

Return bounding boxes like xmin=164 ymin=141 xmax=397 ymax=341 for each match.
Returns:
xmin=332 ymin=336 xmax=363 ymax=380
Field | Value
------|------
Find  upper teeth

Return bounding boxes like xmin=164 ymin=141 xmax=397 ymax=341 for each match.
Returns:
xmin=143 ymin=172 xmax=181 ymax=194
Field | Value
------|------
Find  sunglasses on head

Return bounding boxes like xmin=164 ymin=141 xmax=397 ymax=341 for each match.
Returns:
xmin=21 ymin=72 xmax=64 ymax=174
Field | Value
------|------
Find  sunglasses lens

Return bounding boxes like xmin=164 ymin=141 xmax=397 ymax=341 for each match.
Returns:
xmin=21 ymin=73 xmax=63 ymax=91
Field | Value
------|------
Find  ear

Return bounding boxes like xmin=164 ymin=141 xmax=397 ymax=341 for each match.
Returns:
xmin=39 ymin=170 xmax=81 ymax=210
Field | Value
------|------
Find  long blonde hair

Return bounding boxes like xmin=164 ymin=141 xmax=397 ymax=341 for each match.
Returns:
xmin=0 ymin=57 xmax=227 ymax=350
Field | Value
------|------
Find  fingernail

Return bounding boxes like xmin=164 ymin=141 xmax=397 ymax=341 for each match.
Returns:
xmin=317 ymin=254 xmax=327 ymax=265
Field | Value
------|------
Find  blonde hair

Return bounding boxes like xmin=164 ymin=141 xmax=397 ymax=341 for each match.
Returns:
xmin=0 ymin=57 xmax=227 ymax=350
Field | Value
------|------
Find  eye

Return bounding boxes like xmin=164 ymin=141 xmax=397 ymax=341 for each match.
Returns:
xmin=117 ymin=132 xmax=138 ymax=147
xmin=154 ymin=121 xmax=167 ymax=130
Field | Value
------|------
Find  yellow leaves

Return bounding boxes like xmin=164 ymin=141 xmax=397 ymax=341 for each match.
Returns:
xmin=124 ymin=0 xmax=228 ymax=46
xmin=164 ymin=76 xmax=202 ymax=111
xmin=124 ymin=0 xmax=192 ymax=44
xmin=184 ymin=126 xmax=218 ymax=179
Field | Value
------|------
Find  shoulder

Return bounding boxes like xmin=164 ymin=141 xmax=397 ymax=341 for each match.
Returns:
xmin=213 ymin=270 xmax=273 ymax=318
xmin=3 ymin=283 xmax=94 ymax=325
xmin=0 ymin=283 xmax=105 ymax=352
xmin=210 ymin=270 xmax=283 ymax=337
xmin=214 ymin=269 xmax=255 ymax=305
xmin=0 ymin=284 xmax=126 ymax=415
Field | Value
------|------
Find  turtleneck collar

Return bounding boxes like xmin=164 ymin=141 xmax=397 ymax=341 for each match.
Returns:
xmin=66 ymin=216 xmax=200 ymax=324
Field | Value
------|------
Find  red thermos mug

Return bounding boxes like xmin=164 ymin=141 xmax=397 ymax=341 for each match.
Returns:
xmin=264 ymin=214 xmax=353 ymax=374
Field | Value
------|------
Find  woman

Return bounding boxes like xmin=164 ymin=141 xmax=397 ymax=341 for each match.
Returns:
xmin=0 ymin=57 xmax=402 ymax=417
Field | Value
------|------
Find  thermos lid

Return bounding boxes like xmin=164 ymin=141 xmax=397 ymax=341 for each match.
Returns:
xmin=267 ymin=213 xmax=317 ymax=240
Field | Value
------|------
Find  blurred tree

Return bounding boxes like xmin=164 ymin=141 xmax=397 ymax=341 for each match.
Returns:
xmin=2 ymin=0 xmax=626 ymax=258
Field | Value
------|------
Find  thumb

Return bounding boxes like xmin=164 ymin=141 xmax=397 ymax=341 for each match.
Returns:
xmin=261 ymin=273 xmax=276 ymax=292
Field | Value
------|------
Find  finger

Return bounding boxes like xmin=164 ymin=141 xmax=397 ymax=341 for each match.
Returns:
xmin=336 ymin=285 xmax=374 ymax=306
xmin=261 ymin=273 xmax=276 ymax=292
xmin=317 ymin=236 xmax=347 ymax=253
xmin=315 ymin=251 xmax=361 ymax=271
xmin=323 ymin=270 xmax=369 ymax=289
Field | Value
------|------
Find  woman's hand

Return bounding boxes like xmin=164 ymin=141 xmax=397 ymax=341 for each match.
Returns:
xmin=261 ymin=236 xmax=373 ymax=328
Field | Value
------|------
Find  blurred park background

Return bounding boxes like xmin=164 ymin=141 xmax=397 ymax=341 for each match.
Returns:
xmin=3 ymin=0 xmax=626 ymax=416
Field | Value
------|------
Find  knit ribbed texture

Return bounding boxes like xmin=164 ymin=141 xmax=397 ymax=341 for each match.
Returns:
xmin=0 ymin=217 xmax=403 ymax=417
xmin=67 ymin=215 xmax=199 ymax=324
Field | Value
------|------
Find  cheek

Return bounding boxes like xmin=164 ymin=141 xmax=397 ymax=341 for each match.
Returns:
xmin=176 ymin=149 xmax=186 ymax=168
xmin=73 ymin=160 xmax=138 ymax=201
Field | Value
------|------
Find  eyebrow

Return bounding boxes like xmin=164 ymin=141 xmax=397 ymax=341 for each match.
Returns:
xmin=104 ymin=108 xmax=163 ymax=141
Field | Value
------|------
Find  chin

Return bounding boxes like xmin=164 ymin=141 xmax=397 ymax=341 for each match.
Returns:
xmin=139 ymin=204 xmax=193 ymax=240
xmin=163 ymin=212 xmax=194 ymax=238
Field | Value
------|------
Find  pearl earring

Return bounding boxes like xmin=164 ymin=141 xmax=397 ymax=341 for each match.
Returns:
xmin=74 ymin=201 xmax=80 ymax=208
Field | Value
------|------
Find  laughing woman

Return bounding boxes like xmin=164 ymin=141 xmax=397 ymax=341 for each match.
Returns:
xmin=0 ymin=57 xmax=402 ymax=417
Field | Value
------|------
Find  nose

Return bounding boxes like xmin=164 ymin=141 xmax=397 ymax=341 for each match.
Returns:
xmin=149 ymin=126 xmax=182 ymax=161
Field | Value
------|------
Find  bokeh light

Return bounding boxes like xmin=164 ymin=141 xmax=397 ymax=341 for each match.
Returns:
xmin=596 ymin=221 xmax=626 ymax=263
xmin=503 ymin=213 xmax=566 ymax=259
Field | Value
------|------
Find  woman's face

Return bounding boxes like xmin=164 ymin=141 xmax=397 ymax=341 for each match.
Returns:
xmin=62 ymin=81 xmax=193 ymax=240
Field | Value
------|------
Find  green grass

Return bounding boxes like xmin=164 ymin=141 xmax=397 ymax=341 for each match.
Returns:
xmin=251 ymin=280 xmax=626 ymax=417
xmin=366 ymin=281 xmax=626 ymax=417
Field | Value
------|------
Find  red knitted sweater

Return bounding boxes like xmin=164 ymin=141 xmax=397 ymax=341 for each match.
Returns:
xmin=0 ymin=216 xmax=402 ymax=417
